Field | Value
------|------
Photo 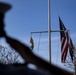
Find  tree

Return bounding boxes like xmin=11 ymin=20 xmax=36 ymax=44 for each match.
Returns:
xmin=0 ymin=45 xmax=24 ymax=64
xmin=64 ymin=45 xmax=76 ymax=73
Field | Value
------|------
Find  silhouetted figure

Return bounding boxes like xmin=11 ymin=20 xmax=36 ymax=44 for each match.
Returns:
xmin=0 ymin=2 xmax=73 ymax=75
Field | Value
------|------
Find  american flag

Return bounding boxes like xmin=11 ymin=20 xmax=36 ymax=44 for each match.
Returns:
xmin=69 ymin=37 xmax=74 ymax=61
xmin=59 ymin=17 xmax=69 ymax=63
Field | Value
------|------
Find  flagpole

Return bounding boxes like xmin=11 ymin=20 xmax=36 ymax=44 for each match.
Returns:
xmin=48 ymin=0 xmax=51 ymax=63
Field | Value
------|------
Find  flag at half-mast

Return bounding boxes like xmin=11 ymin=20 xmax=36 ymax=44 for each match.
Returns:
xmin=30 ymin=37 xmax=34 ymax=50
xmin=59 ymin=17 xmax=69 ymax=63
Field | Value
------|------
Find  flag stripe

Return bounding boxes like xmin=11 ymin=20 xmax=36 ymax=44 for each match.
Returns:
xmin=62 ymin=37 xmax=68 ymax=54
xmin=61 ymin=41 xmax=68 ymax=62
xmin=61 ymin=38 xmax=66 ymax=51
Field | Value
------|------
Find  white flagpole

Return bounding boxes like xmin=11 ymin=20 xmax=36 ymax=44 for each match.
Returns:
xmin=48 ymin=0 xmax=51 ymax=63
